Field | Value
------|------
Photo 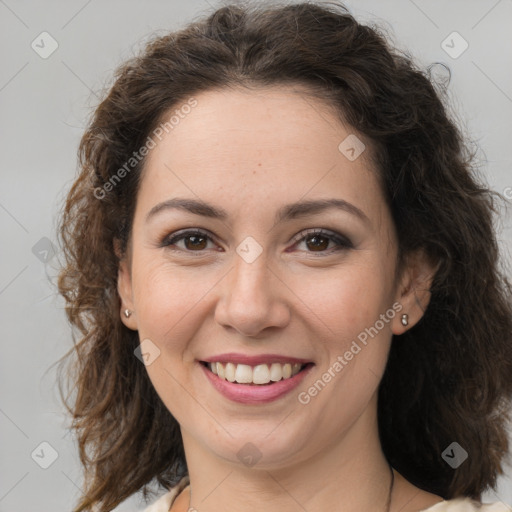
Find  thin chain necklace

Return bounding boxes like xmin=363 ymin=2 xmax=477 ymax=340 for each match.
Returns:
xmin=385 ymin=464 xmax=395 ymax=512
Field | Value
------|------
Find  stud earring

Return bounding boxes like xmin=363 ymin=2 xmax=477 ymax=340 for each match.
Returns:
xmin=124 ymin=309 xmax=132 ymax=318
xmin=401 ymin=314 xmax=409 ymax=326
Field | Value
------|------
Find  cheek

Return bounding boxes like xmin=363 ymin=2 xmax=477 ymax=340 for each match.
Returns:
xmin=289 ymin=259 xmax=394 ymax=339
xmin=131 ymin=259 xmax=210 ymax=410
xmin=297 ymin=264 xmax=394 ymax=410
xmin=131 ymin=256 xmax=209 ymax=342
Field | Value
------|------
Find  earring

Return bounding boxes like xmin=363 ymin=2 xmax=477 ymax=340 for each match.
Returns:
xmin=124 ymin=309 xmax=132 ymax=318
xmin=401 ymin=314 xmax=409 ymax=326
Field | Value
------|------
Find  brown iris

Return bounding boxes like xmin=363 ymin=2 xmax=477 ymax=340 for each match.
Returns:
xmin=305 ymin=234 xmax=329 ymax=251
xmin=184 ymin=234 xmax=208 ymax=250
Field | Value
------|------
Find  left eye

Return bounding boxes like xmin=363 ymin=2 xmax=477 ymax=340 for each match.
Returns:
xmin=291 ymin=228 xmax=353 ymax=254
xmin=161 ymin=228 xmax=352 ymax=255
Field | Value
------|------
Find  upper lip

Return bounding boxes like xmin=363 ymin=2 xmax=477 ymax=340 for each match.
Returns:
xmin=200 ymin=353 xmax=313 ymax=366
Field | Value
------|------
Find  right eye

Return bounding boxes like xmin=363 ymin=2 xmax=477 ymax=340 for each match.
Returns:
xmin=161 ymin=229 xmax=220 ymax=253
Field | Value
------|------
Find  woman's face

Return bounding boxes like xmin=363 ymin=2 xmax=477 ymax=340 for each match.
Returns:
xmin=118 ymin=85 xmax=429 ymax=470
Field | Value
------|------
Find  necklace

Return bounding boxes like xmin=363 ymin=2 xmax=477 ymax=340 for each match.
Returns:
xmin=385 ymin=464 xmax=395 ymax=512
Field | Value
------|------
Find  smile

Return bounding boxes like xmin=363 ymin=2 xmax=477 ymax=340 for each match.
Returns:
xmin=201 ymin=361 xmax=309 ymax=385
xmin=199 ymin=361 xmax=315 ymax=404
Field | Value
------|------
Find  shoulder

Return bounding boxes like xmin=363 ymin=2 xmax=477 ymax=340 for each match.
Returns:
xmin=141 ymin=476 xmax=190 ymax=512
xmin=421 ymin=497 xmax=511 ymax=511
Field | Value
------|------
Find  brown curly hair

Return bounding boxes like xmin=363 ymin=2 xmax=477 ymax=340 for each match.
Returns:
xmin=56 ymin=1 xmax=512 ymax=510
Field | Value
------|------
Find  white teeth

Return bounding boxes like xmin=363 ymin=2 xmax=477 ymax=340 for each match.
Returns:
xmin=206 ymin=361 xmax=305 ymax=385
xmin=253 ymin=364 xmax=270 ymax=384
xmin=269 ymin=363 xmax=283 ymax=381
xmin=225 ymin=362 xmax=236 ymax=382
xmin=216 ymin=362 xmax=225 ymax=379
xmin=235 ymin=364 xmax=253 ymax=384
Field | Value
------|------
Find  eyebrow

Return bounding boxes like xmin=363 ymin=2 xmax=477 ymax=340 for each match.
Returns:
xmin=145 ymin=197 xmax=370 ymax=225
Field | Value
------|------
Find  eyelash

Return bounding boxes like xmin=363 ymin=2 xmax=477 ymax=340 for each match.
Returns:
xmin=160 ymin=228 xmax=353 ymax=256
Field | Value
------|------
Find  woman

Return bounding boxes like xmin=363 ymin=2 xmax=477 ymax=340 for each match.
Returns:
xmin=57 ymin=2 xmax=512 ymax=511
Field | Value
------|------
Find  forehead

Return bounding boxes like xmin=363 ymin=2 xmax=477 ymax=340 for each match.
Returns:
xmin=137 ymin=85 xmax=386 ymax=227
xmin=149 ymin=85 xmax=362 ymax=161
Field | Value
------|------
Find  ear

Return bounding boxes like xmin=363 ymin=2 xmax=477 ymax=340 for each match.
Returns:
xmin=114 ymin=238 xmax=138 ymax=331
xmin=391 ymin=249 xmax=439 ymax=335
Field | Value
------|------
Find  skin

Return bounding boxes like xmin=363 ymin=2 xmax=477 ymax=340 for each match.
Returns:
xmin=118 ymin=85 xmax=442 ymax=512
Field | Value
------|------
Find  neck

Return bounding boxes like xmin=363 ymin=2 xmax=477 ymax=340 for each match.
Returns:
xmin=180 ymin=393 xmax=394 ymax=512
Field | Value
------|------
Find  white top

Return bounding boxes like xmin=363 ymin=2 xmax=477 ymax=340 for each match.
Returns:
xmin=142 ymin=476 xmax=511 ymax=512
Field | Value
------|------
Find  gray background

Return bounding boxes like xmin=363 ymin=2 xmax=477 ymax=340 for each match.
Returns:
xmin=1 ymin=0 xmax=511 ymax=510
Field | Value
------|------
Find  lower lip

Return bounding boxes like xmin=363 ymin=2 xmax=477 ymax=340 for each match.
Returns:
xmin=200 ymin=362 xmax=314 ymax=404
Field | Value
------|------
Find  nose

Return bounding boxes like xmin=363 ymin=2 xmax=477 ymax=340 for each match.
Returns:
xmin=214 ymin=250 xmax=291 ymax=338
